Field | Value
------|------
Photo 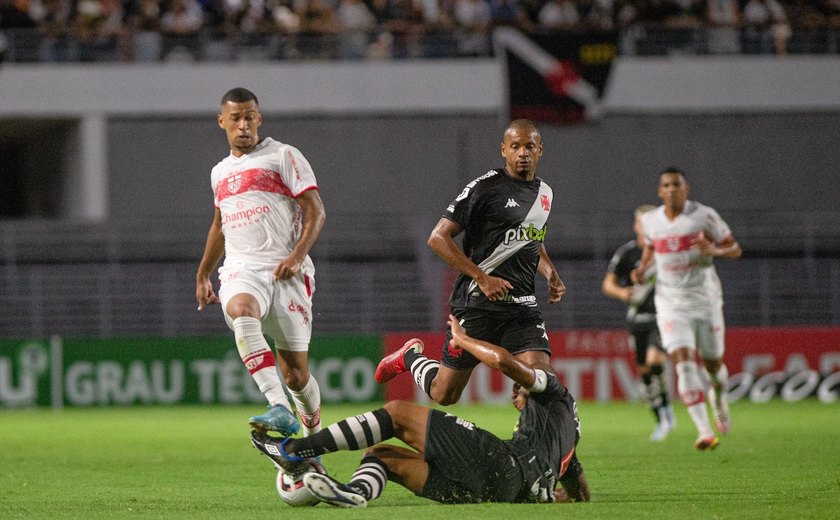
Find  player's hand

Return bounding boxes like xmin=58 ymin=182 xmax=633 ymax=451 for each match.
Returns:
xmin=447 ymin=314 xmax=467 ymax=348
xmin=273 ymin=257 xmax=302 ymax=281
xmin=477 ymin=274 xmax=513 ymax=302
xmin=547 ymin=272 xmax=566 ymax=304
xmin=630 ymin=267 xmax=644 ymax=285
xmin=195 ymin=278 xmax=219 ymax=311
xmin=691 ymin=231 xmax=716 ymax=256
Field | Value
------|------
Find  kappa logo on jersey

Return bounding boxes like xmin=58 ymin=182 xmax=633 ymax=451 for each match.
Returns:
xmin=505 ymin=198 xmax=520 ymax=208
xmin=504 ymin=223 xmax=547 ymax=244
xmin=540 ymin=194 xmax=551 ymax=211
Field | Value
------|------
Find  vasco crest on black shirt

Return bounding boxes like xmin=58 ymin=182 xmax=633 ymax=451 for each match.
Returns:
xmin=443 ymin=168 xmax=553 ymax=310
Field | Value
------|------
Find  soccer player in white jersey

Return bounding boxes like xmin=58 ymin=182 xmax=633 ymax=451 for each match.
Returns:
xmin=196 ymin=87 xmax=326 ymax=438
xmin=632 ymin=167 xmax=741 ymax=451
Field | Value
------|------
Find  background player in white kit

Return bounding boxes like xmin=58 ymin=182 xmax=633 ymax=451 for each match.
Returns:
xmin=196 ymin=87 xmax=326 ymax=437
xmin=632 ymin=167 xmax=741 ymax=451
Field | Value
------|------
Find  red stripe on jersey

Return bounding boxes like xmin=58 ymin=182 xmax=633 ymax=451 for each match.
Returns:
xmin=652 ymin=234 xmax=695 ymax=253
xmin=242 ymin=350 xmax=277 ymax=374
xmin=304 ymin=275 xmax=312 ymax=298
xmin=216 ymin=168 xmax=294 ymax=203
xmin=559 ymin=447 xmax=576 ymax=478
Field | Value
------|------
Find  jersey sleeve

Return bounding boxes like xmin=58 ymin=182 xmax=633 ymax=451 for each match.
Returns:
xmin=443 ymin=177 xmax=484 ymax=229
xmin=703 ymin=206 xmax=733 ymax=244
xmin=530 ymin=373 xmax=566 ymax=403
xmin=278 ymin=145 xmax=318 ymax=197
xmin=607 ymin=243 xmax=635 ymax=282
xmin=210 ymin=164 xmax=222 ymax=208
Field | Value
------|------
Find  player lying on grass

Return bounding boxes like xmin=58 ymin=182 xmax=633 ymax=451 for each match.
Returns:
xmin=250 ymin=314 xmax=591 ymax=507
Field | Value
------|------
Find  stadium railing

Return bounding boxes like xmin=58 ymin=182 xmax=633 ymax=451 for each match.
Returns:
xmin=2 ymin=25 xmax=840 ymax=63
xmin=2 ymin=210 xmax=839 ymax=338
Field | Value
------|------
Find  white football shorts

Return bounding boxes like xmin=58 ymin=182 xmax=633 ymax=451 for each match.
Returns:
xmin=218 ymin=263 xmax=315 ymax=352
xmin=654 ymin=301 xmax=725 ymax=360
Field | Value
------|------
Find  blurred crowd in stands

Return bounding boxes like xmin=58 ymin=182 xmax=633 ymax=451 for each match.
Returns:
xmin=0 ymin=0 xmax=839 ymax=61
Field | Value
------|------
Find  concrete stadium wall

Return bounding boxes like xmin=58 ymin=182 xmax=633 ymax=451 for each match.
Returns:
xmin=2 ymin=57 xmax=839 ymax=230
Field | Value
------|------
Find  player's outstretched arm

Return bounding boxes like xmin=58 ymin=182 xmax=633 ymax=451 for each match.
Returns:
xmin=448 ymin=314 xmax=537 ymax=388
xmin=196 ymin=208 xmax=225 ymax=310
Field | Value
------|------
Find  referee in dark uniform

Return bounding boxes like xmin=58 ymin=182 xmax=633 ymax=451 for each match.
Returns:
xmin=602 ymin=205 xmax=675 ymax=441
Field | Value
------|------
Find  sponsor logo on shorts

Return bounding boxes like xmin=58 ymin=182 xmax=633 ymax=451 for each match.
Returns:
xmin=220 ymin=271 xmax=240 ymax=284
xmin=287 ymin=300 xmax=310 ymax=326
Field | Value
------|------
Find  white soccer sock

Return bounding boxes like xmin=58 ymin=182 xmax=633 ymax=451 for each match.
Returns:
xmin=233 ymin=317 xmax=291 ymax=409
xmin=676 ymin=361 xmax=714 ymax=438
xmin=289 ymin=374 xmax=321 ymax=436
xmin=408 ymin=355 xmax=440 ymax=397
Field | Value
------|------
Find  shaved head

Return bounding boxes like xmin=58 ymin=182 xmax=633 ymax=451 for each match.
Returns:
xmin=505 ymin=119 xmax=541 ymax=142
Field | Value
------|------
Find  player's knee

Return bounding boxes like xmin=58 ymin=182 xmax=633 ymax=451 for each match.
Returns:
xmin=226 ymin=301 xmax=260 ymax=319
xmin=364 ymin=444 xmax=393 ymax=459
xmin=431 ymin=389 xmax=461 ymax=406
xmin=280 ymin=367 xmax=309 ymax=390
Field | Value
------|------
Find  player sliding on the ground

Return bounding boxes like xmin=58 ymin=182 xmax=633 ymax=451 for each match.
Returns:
xmin=250 ymin=314 xmax=591 ymax=507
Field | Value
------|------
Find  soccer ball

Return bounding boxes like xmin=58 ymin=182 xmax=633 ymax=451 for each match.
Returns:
xmin=275 ymin=461 xmax=325 ymax=507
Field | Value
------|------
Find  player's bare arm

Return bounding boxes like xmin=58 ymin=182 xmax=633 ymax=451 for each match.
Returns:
xmin=601 ymin=272 xmax=633 ymax=303
xmin=692 ymin=232 xmax=742 ymax=259
xmin=631 ymin=244 xmax=654 ymax=285
xmin=196 ymin=207 xmax=225 ymax=310
xmin=428 ymin=218 xmax=513 ymax=301
xmin=447 ymin=314 xmax=537 ymax=388
xmin=539 ymin=244 xmax=566 ymax=303
xmin=273 ymin=189 xmax=326 ymax=281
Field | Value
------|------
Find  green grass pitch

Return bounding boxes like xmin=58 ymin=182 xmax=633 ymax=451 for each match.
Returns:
xmin=1 ymin=400 xmax=838 ymax=519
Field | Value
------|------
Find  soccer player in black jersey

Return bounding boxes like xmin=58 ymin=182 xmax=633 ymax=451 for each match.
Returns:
xmin=374 ymin=119 xmax=566 ymax=405
xmin=602 ymin=205 xmax=675 ymax=441
xmin=250 ymin=314 xmax=591 ymax=507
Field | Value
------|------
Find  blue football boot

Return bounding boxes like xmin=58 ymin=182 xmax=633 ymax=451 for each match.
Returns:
xmin=248 ymin=404 xmax=300 ymax=436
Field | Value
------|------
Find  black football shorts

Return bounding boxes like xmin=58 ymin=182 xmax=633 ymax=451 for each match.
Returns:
xmin=442 ymin=306 xmax=551 ymax=371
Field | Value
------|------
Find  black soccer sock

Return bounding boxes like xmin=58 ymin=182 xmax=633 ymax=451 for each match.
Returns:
xmin=404 ymin=348 xmax=439 ymax=397
xmin=286 ymin=408 xmax=395 ymax=459
xmin=347 ymin=456 xmax=388 ymax=501
xmin=641 ymin=372 xmax=660 ymax=421
xmin=650 ymin=364 xmax=670 ymax=408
